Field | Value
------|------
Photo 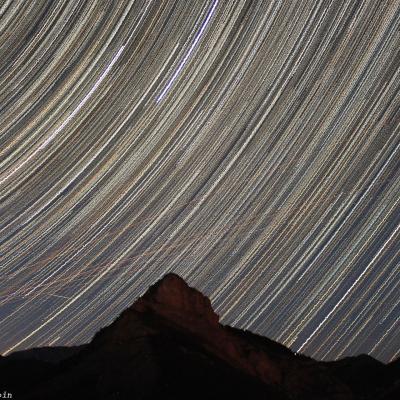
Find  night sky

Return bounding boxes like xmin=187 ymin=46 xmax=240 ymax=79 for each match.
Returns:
xmin=0 ymin=0 xmax=399 ymax=363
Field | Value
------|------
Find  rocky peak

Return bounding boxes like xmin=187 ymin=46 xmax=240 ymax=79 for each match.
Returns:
xmin=130 ymin=274 xmax=282 ymax=385
xmin=132 ymin=273 xmax=219 ymax=327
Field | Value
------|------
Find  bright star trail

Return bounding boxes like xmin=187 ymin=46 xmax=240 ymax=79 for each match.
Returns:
xmin=0 ymin=0 xmax=399 ymax=363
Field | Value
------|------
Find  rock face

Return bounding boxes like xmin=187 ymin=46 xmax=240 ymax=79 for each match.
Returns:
xmin=133 ymin=273 xmax=220 ymax=326
xmin=0 ymin=273 xmax=398 ymax=400
xmin=132 ymin=274 xmax=281 ymax=386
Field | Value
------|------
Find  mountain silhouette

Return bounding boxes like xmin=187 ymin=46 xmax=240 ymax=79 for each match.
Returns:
xmin=1 ymin=273 xmax=398 ymax=399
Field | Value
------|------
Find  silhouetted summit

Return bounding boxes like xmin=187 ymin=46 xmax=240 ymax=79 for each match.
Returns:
xmin=1 ymin=274 xmax=398 ymax=400
xmin=133 ymin=273 xmax=220 ymax=325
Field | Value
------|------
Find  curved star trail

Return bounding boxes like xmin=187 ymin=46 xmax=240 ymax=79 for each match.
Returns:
xmin=0 ymin=1 xmax=399 ymax=363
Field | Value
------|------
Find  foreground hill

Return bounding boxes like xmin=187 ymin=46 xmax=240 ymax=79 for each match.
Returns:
xmin=1 ymin=273 xmax=398 ymax=399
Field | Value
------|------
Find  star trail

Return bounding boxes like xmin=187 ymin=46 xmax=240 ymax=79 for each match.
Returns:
xmin=0 ymin=0 xmax=399 ymax=363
